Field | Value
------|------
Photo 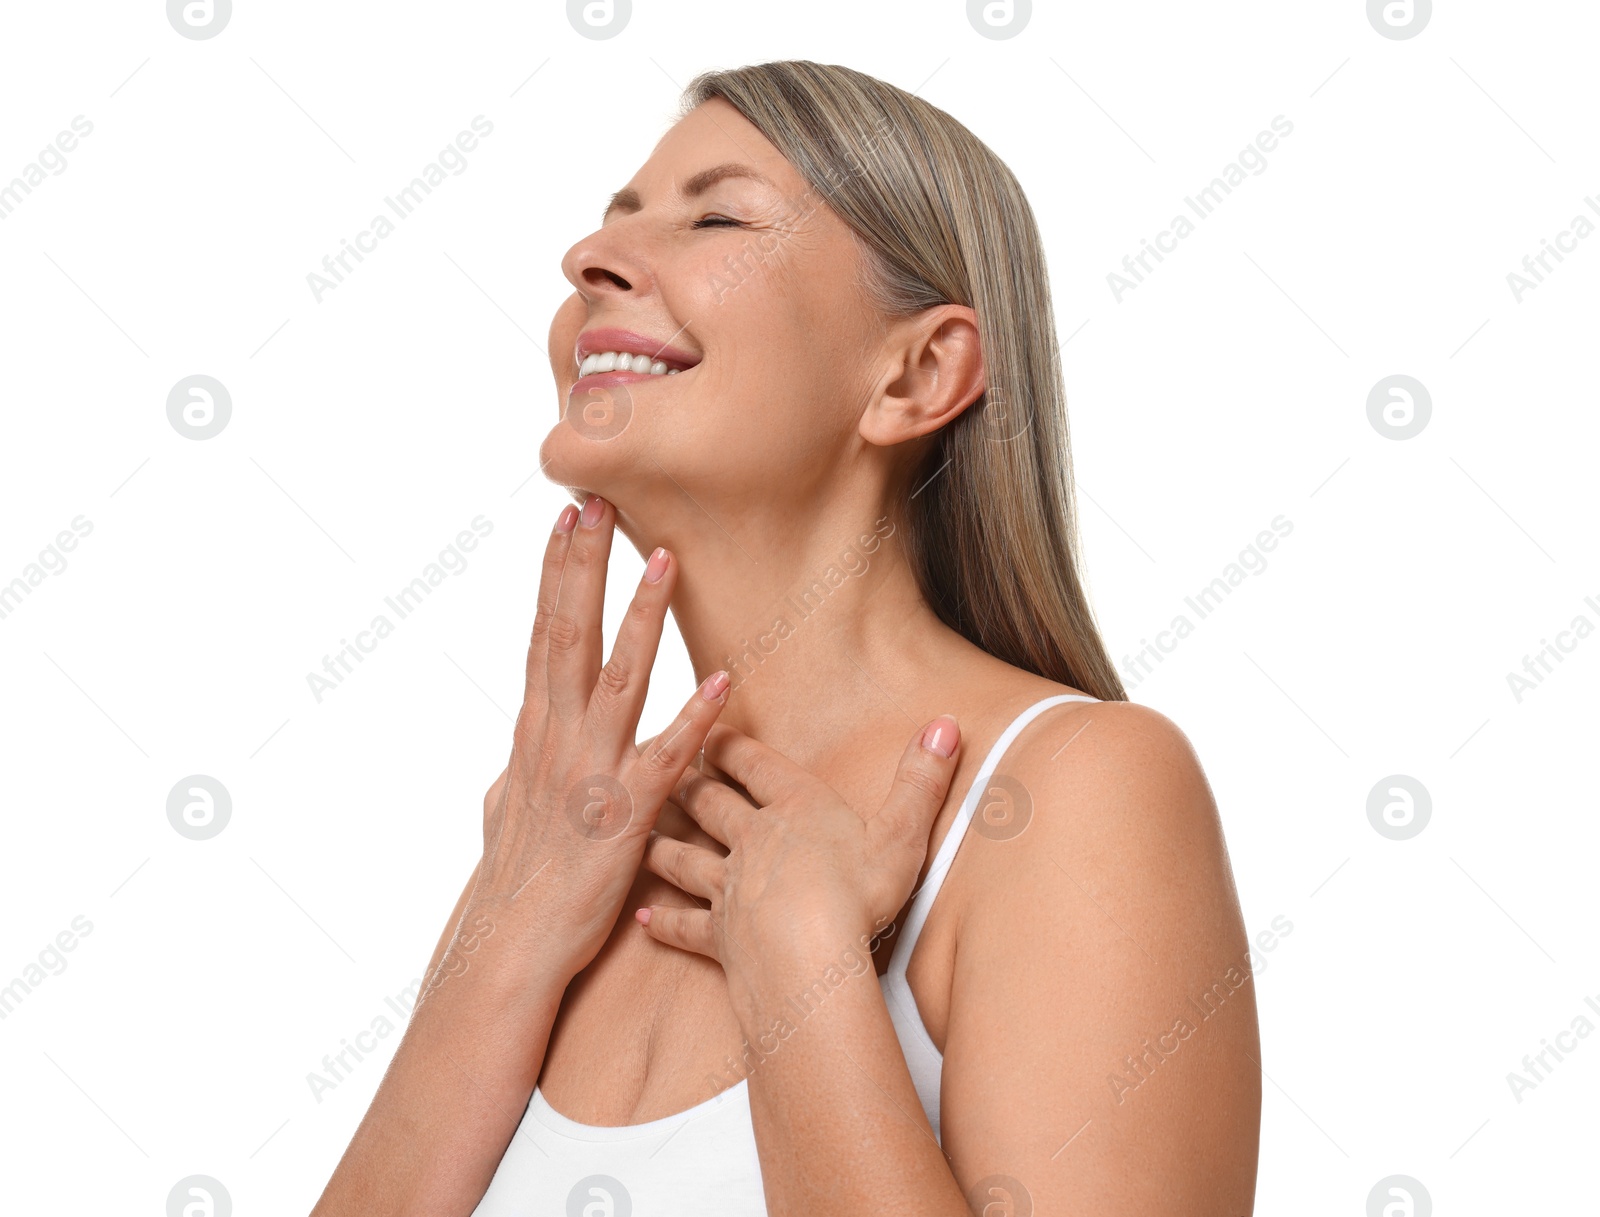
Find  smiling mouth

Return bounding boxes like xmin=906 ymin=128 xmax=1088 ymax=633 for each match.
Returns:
xmin=569 ymin=359 xmax=695 ymax=396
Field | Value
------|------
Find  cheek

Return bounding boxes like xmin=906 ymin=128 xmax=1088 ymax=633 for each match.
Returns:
xmin=686 ymin=273 xmax=871 ymax=471
xmin=547 ymin=294 xmax=586 ymax=386
xmin=672 ymin=374 xmax=851 ymax=497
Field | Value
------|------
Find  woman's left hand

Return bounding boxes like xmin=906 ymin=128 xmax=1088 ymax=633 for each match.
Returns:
xmin=634 ymin=715 xmax=962 ymax=976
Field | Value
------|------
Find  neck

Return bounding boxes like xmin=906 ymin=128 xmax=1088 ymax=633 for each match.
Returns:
xmin=613 ymin=491 xmax=969 ymax=784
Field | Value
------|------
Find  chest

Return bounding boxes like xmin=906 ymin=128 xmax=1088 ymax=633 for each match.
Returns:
xmin=535 ymin=801 xmax=967 ymax=1127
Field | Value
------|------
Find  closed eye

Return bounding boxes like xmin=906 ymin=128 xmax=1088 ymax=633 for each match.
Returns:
xmin=691 ymin=215 xmax=743 ymax=229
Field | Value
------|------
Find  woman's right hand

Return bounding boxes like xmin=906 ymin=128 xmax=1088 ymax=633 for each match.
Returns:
xmin=466 ymin=494 xmax=729 ymax=988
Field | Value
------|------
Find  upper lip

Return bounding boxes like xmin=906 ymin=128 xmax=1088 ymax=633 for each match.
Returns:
xmin=574 ymin=327 xmax=701 ymax=373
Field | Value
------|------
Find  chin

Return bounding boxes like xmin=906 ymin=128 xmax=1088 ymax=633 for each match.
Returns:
xmin=538 ymin=415 xmax=638 ymax=503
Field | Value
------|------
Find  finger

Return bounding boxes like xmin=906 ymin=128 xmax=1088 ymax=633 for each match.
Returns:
xmin=546 ymin=494 xmax=615 ymax=721
xmin=635 ymin=904 xmax=719 ymax=960
xmin=586 ymin=545 xmax=675 ymax=747
xmin=871 ymin=715 xmax=962 ymax=853
xmin=669 ymin=769 xmax=753 ymax=846
xmin=630 ymin=670 xmax=731 ymax=813
xmin=702 ymin=723 xmax=813 ymax=806
xmin=642 ymin=831 xmax=727 ymax=901
xmin=521 ymin=504 xmax=579 ymax=710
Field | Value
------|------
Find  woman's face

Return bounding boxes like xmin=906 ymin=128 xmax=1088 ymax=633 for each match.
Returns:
xmin=542 ymin=98 xmax=890 ymax=525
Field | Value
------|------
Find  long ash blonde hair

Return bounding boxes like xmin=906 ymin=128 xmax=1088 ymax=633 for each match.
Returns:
xmin=681 ymin=61 xmax=1127 ymax=702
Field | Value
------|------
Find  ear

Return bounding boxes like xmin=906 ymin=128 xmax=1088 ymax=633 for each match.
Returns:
xmin=858 ymin=305 xmax=985 ymax=447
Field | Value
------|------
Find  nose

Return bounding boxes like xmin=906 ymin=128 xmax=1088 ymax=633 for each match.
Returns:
xmin=561 ymin=223 xmax=644 ymax=300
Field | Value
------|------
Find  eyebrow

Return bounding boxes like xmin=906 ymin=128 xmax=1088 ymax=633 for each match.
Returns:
xmin=602 ymin=162 xmax=774 ymax=222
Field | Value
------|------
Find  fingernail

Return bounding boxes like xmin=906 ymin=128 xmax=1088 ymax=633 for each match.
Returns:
xmin=555 ymin=504 xmax=579 ymax=534
xmin=700 ymin=670 xmax=730 ymax=702
xmin=579 ymin=495 xmax=604 ymax=528
xmin=644 ymin=547 xmax=669 ymax=583
xmin=634 ymin=907 xmax=652 ymax=925
xmin=921 ymin=715 xmax=959 ymax=757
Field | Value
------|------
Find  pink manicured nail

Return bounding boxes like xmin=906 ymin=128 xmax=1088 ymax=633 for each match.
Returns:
xmin=555 ymin=504 xmax=579 ymax=534
xmin=579 ymin=495 xmax=604 ymax=528
xmin=644 ymin=547 xmax=669 ymax=583
xmin=635 ymin=907 xmax=652 ymax=925
xmin=921 ymin=716 xmax=959 ymax=757
xmin=701 ymin=670 xmax=730 ymax=701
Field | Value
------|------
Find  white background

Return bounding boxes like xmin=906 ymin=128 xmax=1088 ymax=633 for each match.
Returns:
xmin=1 ymin=1 xmax=1594 ymax=1213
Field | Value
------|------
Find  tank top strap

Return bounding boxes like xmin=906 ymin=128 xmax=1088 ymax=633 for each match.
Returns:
xmin=883 ymin=693 xmax=1099 ymax=983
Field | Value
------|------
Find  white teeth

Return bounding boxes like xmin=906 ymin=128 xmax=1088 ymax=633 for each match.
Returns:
xmin=576 ymin=349 xmax=691 ymax=378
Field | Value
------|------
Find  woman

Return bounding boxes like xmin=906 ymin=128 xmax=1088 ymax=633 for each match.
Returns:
xmin=312 ymin=60 xmax=1260 ymax=1216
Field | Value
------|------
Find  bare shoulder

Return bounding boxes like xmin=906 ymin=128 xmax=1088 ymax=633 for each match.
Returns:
xmin=949 ymin=690 xmax=1250 ymax=1021
xmin=940 ymin=694 xmax=1260 ymax=1211
xmin=937 ymin=675 xmax=1248 ymax=966
xmin=978 ymin=695 xmax=1230 ymax=876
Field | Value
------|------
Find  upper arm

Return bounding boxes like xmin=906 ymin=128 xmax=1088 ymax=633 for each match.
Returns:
xmin=940 ymin=700 xmax=1260 ymax=1215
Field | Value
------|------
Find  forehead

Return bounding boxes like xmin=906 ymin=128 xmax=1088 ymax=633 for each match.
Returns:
xmin=657 ymin=98 xmax=796 ymax=179
xmin=604 ymin=99 xmax=811 ymax=216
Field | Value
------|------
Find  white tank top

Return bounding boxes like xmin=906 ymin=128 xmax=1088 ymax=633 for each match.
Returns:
xmin=472 ymin=693 xmax=1097 ymax=1216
